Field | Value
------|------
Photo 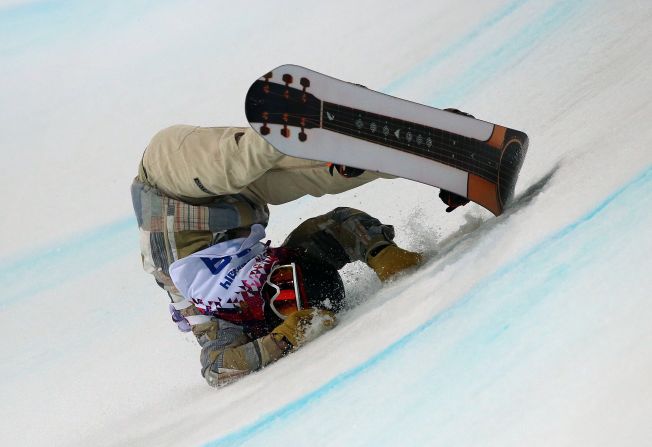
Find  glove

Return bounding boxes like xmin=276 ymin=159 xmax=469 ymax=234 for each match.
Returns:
xmin=368 ymin=245 xmax=423 ymax=282
xmin=439 ymin=189 xmax=470 ymax=213
xmin=444 ymin=108 xmax=475 ymax=118
xmin=328 ymin=163 xmax=366 ymax=178
xmin=271 ymin=308 xmax=336 ymax=348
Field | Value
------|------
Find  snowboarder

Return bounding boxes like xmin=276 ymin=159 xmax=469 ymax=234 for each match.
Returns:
xmin=131 ymin=124 xmax=469 ymax=387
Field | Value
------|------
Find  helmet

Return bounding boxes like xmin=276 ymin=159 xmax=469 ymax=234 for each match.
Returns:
xmin=297 ymin=259 xmax=345 ymax=312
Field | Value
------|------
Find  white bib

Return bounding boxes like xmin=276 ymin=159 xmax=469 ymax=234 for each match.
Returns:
xmin=169 ymin=224 xmax=275 ymax=312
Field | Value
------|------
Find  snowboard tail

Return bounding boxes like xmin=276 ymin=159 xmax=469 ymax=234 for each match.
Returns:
xmin=245 ymin=65 xmax=528 ymax=215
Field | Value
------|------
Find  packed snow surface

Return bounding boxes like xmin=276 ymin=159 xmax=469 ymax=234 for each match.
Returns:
xmin=1 ymin=1 xmax=651 ymax=446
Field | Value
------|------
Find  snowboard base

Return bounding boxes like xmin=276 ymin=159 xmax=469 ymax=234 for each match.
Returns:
xmin=245 ymin=65 xmax=528 ymax=215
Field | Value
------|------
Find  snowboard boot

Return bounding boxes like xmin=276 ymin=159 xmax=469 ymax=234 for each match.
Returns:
xmin=368 ymin=245 xmax=423 ymax=282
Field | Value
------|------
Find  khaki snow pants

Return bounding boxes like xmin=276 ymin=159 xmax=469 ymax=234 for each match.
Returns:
xmin=139 ymin=125 xmax=387 ymax=206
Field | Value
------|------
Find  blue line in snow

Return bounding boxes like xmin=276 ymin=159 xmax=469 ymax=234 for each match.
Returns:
xmin=0 ymin=0 xmax=59 ymax=18
xmin=429 ymin=0 xmax=586 ymax=107
xmin=204 ymin=165 xmax=651 ymax=446
xmin=0 ymin=0 xmax=179 ymax=57
xmin=0 ymin=216 xmax=137 ymax=308
xmin=383 ymin=0 xmax=531 ymax=94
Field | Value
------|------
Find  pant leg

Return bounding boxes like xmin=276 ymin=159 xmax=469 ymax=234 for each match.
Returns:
xmin=245 ymin=155 xmax=390 ymax=206
xmin=282 ymin=207 xmax=396 ymax=270
xmin=141 ymin=125 xmax=390 ymax=206
xmin=141 ymin=125 xmax=284 ymax=200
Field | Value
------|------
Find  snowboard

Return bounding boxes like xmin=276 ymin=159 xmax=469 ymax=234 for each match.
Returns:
xmin=245 ymin=64 xmax=529 ymax=216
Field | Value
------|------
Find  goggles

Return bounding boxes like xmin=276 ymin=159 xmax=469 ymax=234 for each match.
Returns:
xmin=266 ymin=263 xmax=305 ymax=320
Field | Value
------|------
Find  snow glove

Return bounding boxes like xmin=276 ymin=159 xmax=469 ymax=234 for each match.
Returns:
xmin=439 ymin=189 xmax=470 ymax=212
xmin=368 ymin=244 xmax=423 ymax=282
xmin=271 ymin=308 xmax=337 ymax=348
xmin=328 ymin=163 xmax=366 ymax=178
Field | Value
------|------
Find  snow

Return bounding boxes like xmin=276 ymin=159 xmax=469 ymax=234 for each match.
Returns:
xmin=1 ymin=0 xmax=651 ymax=446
